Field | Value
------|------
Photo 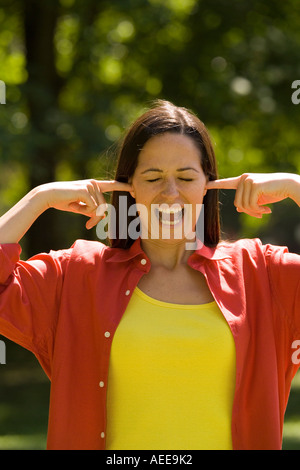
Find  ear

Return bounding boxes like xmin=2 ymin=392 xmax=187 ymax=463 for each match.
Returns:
xmin=128 ymin=179 xmax=136 ymax=199
xmin=203 ymin=175 xmax=209 ymax=197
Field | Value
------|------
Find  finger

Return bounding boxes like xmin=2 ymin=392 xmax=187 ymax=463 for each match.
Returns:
xmin=241 ymin=178 xmax=253 ymax=211
xmin=89 ymin=180 xmax=108 ymax=210
xmin=96 ymin=180 xmax=134 ymax=193
xmin=238 ymin=210 xmax=263 ymax=219
xmin=233 ymin=176 xmax=262 ymax=216
xmin=96 ymin=203 xmax=108 ymax=217
xmin=85 ymin=185 xmax=102 ymax=211
xmin=205 ymin=176 xmax=241 ymax=190
xmin=236 ymin=208 xmax=271 ymax=219
xmin=234 ymin=178 xmax=245 ymax=212
xmin=248 ymin=186 xmax=268 ymax=213
xmin=240 ymin=180 xmax=273 ymax=215
xmin=68 ymin=201 xmax=97 ymax=216
xmin=261 ymin=206 xmax=272 ymax=214
xmin=86 ymin=215 xmax=104 ymax=230
xmin=68 ymin=189 xmax=98 ymax=214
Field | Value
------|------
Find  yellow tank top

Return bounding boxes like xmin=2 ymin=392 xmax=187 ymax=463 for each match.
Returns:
xmin=106 ymin=287 xmax=236 ymax=450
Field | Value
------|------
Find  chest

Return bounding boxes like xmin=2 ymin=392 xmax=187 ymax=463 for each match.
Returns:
xmin=137 ymin=264 xmax=214 ymax=305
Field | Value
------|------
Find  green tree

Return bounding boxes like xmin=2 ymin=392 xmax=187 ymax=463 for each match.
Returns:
xmin=1 ymin=0 xmax=300 ymax=450
xmin=0 ymin=0 xmax=300 ymax=257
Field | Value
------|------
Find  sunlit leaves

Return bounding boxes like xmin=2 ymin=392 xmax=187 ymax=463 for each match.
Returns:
xmin=98 ymin=57 xmax=123 ymax=86
xmin=54 ymin=14 xmax=80 ymax=75
xmin=156 ymin=22 xmax=192 ymax=50
xmin=0 ymin=8 xmax=26 ymax=84
xmin=148 ymin=0 xmax=197 ymax=16
xmin=108 ymin=19 xmax=135 ymax=43
xmin=1 ymin=0 xmax=300 ymax=250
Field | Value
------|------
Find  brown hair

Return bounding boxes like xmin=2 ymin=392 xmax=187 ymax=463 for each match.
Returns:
xmin=110 ymin=100 xmax=220 ymax=249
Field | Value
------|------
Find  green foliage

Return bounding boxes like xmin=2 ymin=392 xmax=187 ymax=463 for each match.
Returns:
xmin=1 ymin=0 xmax=300 ymax=450
xmin=0 ymin=0 xmax=299 ymax=252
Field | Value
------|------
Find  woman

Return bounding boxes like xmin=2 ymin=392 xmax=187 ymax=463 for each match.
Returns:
xmin=0 ymin=100 xmax=299 ymax=450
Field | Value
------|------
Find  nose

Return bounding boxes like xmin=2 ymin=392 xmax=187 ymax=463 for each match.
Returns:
xmin=160 ymin=178 xmax=180 ymax=199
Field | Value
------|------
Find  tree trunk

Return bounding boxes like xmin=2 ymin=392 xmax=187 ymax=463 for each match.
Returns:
xmin=23 ymin=0 xmax=63 ymax=256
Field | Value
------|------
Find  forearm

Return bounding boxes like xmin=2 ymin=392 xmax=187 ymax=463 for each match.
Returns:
xmin=0 ymin=186 xmax=48 ymax=244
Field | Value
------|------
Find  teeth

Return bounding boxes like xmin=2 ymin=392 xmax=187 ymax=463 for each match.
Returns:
xmin=159 ymin=219 xmax=179 ymax=225
xmin=154 ymin=205 xmax=184 ymax=226
xmin=158 ymin=206 xmax=183 ymax=214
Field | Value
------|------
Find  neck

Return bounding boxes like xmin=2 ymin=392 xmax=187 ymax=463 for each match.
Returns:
xmin=140 ymin=238 xmax=194 ymax=270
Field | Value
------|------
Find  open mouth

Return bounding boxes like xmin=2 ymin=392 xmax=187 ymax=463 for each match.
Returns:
xmin=154 ymin=204 xmax=184 ymax=226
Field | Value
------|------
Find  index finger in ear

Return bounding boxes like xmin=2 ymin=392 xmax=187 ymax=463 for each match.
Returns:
xmin=96 ymin=180 xmax=133 ymax=193
xmin=206 ymin=176 xmax=241 ymax=190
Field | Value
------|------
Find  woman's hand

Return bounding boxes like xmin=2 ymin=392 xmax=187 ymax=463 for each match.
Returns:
xmin=0 ymin=179 xmax=133 ymax=244
xmin=39 ymin=179 xmax=133 ymax=229
xmin=206 ymin=173 xmax=300 ymax=218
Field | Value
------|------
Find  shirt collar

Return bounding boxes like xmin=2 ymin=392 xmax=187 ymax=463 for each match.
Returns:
xmin=192 ymin=239 xmax=232 ymax=260
xmin=105 ymin=237 xmax=231 ymax=263
xmin=104 ymin=238 xmax=147 ymax=263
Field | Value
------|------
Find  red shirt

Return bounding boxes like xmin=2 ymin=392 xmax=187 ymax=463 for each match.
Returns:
xmin=0 ymin=237 xmax=300 ymax=450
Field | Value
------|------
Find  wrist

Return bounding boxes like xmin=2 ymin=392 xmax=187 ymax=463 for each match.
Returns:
xmin=287 ymin=174 xmax=300 ymax=206
xmin=26 ymin=185 xmax=51 ymax=215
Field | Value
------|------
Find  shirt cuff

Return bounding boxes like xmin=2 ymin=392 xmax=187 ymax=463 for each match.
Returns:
xmin=0 ymin=243 xmax=22 ymax=283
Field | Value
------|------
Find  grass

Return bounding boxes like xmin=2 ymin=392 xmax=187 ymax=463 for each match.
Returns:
xmin=0 ymin=339 xmax=49 ymax=450
xmin=1 ymin=338 xmax=300 ymax=450
xmin=282 ymin=371 xmax=300 ymax=449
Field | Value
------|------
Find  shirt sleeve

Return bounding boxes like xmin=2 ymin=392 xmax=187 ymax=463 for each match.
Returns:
xmin=263 ymin=243 xmax=300 ymax=336
xmin=0 ymin=243 xmax=71 ymax=376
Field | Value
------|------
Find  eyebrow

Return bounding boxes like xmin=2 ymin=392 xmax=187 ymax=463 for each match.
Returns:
xmin=141 ymin=167 xmax=199 ymax=174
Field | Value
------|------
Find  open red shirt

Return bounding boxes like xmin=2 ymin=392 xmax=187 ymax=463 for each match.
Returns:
xmin=0 ymin=237 xmax=300 ymax=450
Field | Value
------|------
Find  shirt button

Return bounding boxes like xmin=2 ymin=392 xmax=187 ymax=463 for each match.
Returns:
xmin=101 ymin=432 xmax=105 ymax=439
xmin=104 ymin=331 xmax=110 ymax=338
xmin=140 ymin=258 xmax=147 ymax=265
xmin=99 ymin=381 xmax=104 ymax=388
xmin=125 ymin=289 xmax=130 ymax=296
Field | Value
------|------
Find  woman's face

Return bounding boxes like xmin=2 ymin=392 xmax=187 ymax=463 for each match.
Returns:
xmin=130 ymin=132 xmax=207 ymax=243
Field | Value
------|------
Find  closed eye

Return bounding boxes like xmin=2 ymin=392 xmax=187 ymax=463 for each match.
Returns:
xmin=146 ymin=178 xmax=194 ymax=183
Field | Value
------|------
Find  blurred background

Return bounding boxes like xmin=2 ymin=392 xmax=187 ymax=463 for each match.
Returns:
xmin=0 ymin=0 xmax=300 ymax=449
